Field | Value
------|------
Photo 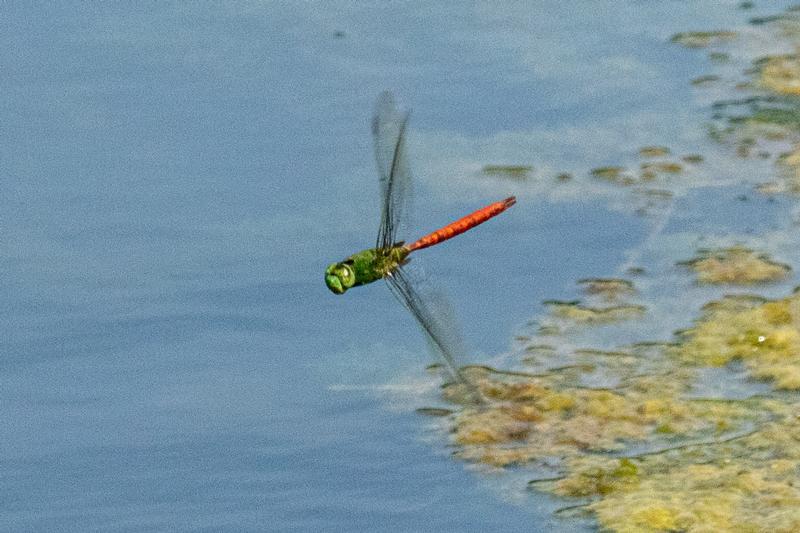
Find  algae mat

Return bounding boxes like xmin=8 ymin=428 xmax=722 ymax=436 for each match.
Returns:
xmin=416 ymin=6 xmax=800 ymax=532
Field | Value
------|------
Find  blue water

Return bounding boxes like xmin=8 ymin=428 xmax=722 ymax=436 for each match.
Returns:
xmin=2 ymin=2 xmax=790 ymax=531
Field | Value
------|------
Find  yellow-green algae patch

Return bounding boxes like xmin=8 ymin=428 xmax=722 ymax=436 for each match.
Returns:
xmin=677 ymin=291 xmax=800 ymax=389
xmin=680 ymin=246 xmax=791 ymax=284
xmin=590 ymin=149 xmax=694 ymax=191
xmin=710 ymin=51 xmax=731 ymax=63
xmin=544 ymin=300 xmax=646 ymax=324
xmin=420 ymin=10 xmax=800 ymax=530
xmin=433 ymin=8 xmax=800 ymax=530
xmin=442 ymin=356 xmax=773 ymax=467
xmin=701 ymin=7 xmax=800 ymax=195
xmin=572 ymin=348 xmax=644 ymax=377
xmin=758 ymin=54 xmax=800 ymax=95
xmin=435 ymin=323 xmax=790 ymax=530
xmin=671 ymin=30 xmax=737 ymax=48
xmin=578 ymin=278 xmax=636 ymax=302
xmin=548 ymin=404 xmax=800 ymax=533
xmin=638 ymin=146 xmax=671 ymax=158
xmin=691 ymin=74 xmax=721 ymax=86
xmin=416 ymin=407 xmax=453 ymax=417
xmin=520 ymin=344 xmax=558 ymax=366
xmin=634 ymin=188 xmax=673 ymax=200
xmin=590 ymin=166 xmax=633 ymax=184
xmin=776 ymin=145 xmax=800 ymax=193
xmin=432 ymin=278 xmax=800 ymax=530
xmin=640 ymin=161 xmax=683 ymax=175
xmin=482 ymin=165 xmax=533 ymax=180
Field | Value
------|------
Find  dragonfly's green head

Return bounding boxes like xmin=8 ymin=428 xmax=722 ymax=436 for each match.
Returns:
xmin=325 ymin=261 xmax=356 ymax=294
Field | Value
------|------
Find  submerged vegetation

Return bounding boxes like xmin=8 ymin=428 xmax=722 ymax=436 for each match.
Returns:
xmin=696 ymin=6 xmax=800 ymax=196
xmin=482 ymin=165 xmax=533 ymax=180
xmin=638 ymin=146 xmax=671 ymax=158
xmin=590 ymin=166 xmax=629 ymax=183
xmin=759 ymin=55 xmax=800 ymax=96
xmin=552 ymin=417 xmax=800 ymax=533
xmin=461 ymin=9 xmax=800 ymax=529
xmin=589 ymin=147 xmax=694 ymax=195
xmin=430 ymin=284 xmax=800 ymax=532
xmin=543 ymin=300 xmax=646 ymax=325
xmin=408 ymin=5 xmax=800 ymax=532
xmin=677 ymin=291 xmax=800 ymax=389
xmin=680 ymin=246 xmax=791 ymax=284
xmin=671 ymin=30 xmax=738 ymax=49
xmin=578 ymin=278 xmax=636 ymax=301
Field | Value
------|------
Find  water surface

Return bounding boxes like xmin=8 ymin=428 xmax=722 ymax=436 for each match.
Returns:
xmin=2 ymin=2 xmax=793 ymax=531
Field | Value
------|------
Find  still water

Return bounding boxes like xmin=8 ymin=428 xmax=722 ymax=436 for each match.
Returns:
xmin=2 ymin=2 xmax=793 ymax=531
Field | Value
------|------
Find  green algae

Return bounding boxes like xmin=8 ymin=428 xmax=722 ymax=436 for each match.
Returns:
xmin=536 ymin=324 xmax=561 ymax=336
xmin=677 ymin=292 xmax=800 ymax=389
xmin=431 ymin=259 xmax=800 ymax=531
xmin=682 ymin=154 xmax=704 ymax=164
xmin=522 ymin=343 xmax=556 ymax=353
xmin=696 ymin=7 xmax=800 ymax=195
xmin=573 ymin=348 xmax=636 ymax=359
xmin=671 ymin=30 xmax=737 ymax=48
xmin=638 ymin=146 xmax=671 ymax=158
xmin=710 ymin=51 xmax=731 ymax=63
xmin=590 ymin=149 xmax=694 ymax=195
xmin=635 ymin=188 xmax=673 ymax=199
xmin=578 ymin=278 xmax=636 ymax=301
xmin=590 ymin=166 xmax=631 ymax=184
xmin=482 ymin=165 xmax=533 ymax=180
xmin=553 ymin=406 xmax=800 ymax=533
xmin=435 ymin=290 xmax=797 ymax=528
xmin=680 ymin=246 xmax=791 ymax=284
xmin=407 ymin=7 xmax=800 ymax=531
xmin=443 ymin=348 xmax=773 ymax=465
xmin=640 ymin=161 xmax=683 ymax=175
xmin=692 ymin=74 xmax=721 ymax=86
xmin=544 ymin=300 xmax=646 ymax=324
xmin=776 ymin=146 xmax=800 ymax=193
xmin=520 ymin=344 xmax=558 ymax=366
xmin=416 ymin=407 xmax=453 ymax=417
xmin=759 ymin=55 xmax=800 ymax=95
xmin=546 ymin=457 xmax=640 ymax=498
xmin=487 ymin=8 xmax=800 ymax=531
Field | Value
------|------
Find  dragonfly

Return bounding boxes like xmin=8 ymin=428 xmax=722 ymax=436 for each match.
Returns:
xmin=325 ymin=92 xmax=516 ymax=399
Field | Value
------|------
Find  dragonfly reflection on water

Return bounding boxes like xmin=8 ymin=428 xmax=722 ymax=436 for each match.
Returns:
xmin=325 ymin=92 xmax=515 ymax=401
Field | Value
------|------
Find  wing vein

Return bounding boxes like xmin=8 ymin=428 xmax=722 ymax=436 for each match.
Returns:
xmin=386 ymin=267 xmax=484 ymax=404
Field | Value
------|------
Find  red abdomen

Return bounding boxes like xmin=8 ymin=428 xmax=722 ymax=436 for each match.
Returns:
xmin=405 ymin=196 xmax=516 ymax=252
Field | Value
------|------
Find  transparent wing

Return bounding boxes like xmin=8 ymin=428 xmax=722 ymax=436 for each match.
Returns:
xmin=373 ymin=91 xmax=412 ymax=250
xmin=385 ymin=265 xmax=483 ymax=403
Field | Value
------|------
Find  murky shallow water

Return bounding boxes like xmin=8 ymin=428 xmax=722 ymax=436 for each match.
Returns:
xmin=4 ymin=2 xmax=800 ymax=531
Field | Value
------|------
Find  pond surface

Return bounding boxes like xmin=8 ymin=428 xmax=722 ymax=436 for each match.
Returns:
xmin=3 ymin=2 xmax=799 ymax=531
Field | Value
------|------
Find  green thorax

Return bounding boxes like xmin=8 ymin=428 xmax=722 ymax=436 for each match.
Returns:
xmin=325 ymin=244 xmax=409 ymax=294
xmin=348 ymin=245 xmax=409 ymax=286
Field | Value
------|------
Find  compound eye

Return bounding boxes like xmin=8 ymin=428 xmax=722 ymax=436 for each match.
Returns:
xmin=340 ymin=265 xmax=353 ymax=281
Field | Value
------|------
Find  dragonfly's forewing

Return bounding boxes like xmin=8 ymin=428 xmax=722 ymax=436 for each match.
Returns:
xmin=386 ymin=266 xmax=483 ymax=403
xmin=373 ymin=92 xmax=412 ymax=251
